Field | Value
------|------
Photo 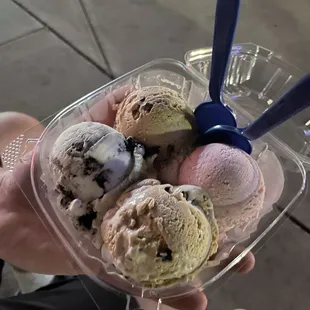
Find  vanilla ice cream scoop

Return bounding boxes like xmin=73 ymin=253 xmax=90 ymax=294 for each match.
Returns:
xmin=101 ymin=179 xmax=218 ymax=288
xmin=50 ymin=122 xmax=134 ymax=201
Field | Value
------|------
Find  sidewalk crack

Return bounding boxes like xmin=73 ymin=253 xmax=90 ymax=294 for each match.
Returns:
xmin=10 ymin=0 xmax=114 ymax=79
xmin=276 ymin=205 xmax=310 ymax=235
xmin=78 ymin=0 xmax=115 ymax=79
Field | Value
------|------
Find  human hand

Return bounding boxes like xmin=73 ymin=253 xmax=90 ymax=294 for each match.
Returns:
xmin=0 ymin=159 xmax=83 ymax=274
xmin=0 ymin=88 xmax=130 ymax=274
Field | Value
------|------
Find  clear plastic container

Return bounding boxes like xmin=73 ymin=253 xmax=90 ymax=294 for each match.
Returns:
xmin=185 ymin=43 xmax=310 ymax=170
xmin=5 ymin=58 xmax=307 ymax=307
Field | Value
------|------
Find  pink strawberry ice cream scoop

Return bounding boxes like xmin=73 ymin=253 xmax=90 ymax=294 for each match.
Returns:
xmin=179 ymin=143 xmax=263 ymax=207
xmin=178 ymin=143 xmax=266 ymax=240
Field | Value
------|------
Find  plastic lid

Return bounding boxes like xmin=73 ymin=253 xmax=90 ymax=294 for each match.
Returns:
xmin=185 ymin=43 xmax=310 ymax=170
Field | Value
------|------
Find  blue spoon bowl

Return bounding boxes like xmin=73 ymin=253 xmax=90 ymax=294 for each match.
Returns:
xmin=194 ymin=0 xmax=240 ymax=134
xmin=200 ymin=74 xmax=310 ymax=154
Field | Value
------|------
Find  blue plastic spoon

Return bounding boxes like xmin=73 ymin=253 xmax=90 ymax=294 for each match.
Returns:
xmin=199 ymin=74 xmax=310 ymax=154
xmin=194 ymin=0 xmax=240 ymax=134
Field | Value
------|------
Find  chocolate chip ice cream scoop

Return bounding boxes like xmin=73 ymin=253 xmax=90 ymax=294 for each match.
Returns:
xmin=115 ymin=86 xmax=197 ymax=160
xmin=101 ymin=179 xmax=218 ymax=288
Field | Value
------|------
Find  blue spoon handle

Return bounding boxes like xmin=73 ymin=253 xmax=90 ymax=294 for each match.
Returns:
xmin=209 ymin=0 xmax=240 ymax=104
xmin=243 ymin=74 xmax=310 ymax=140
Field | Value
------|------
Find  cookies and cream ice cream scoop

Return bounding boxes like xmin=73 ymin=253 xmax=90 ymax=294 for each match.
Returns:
xmin=49 ymin=122 xmax=149 ymax=248
xmin=50 ymin=122 xmax=141 ymax=201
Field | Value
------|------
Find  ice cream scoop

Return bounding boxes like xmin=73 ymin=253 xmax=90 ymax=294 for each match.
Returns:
xmin=178 ymin=143 xmax=265 ymax=241
xmin=101 ymin=179 xmax=218 ymax=288
xmin=49 ymin=122 xmax=150 ymax=249
xmin=179 ymin=143 xmax=263 ymax=207
xmin=114 ymin=86 xmax=197 ymax=160
xmin=50 ymin=122 xmax=134 ymax=201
